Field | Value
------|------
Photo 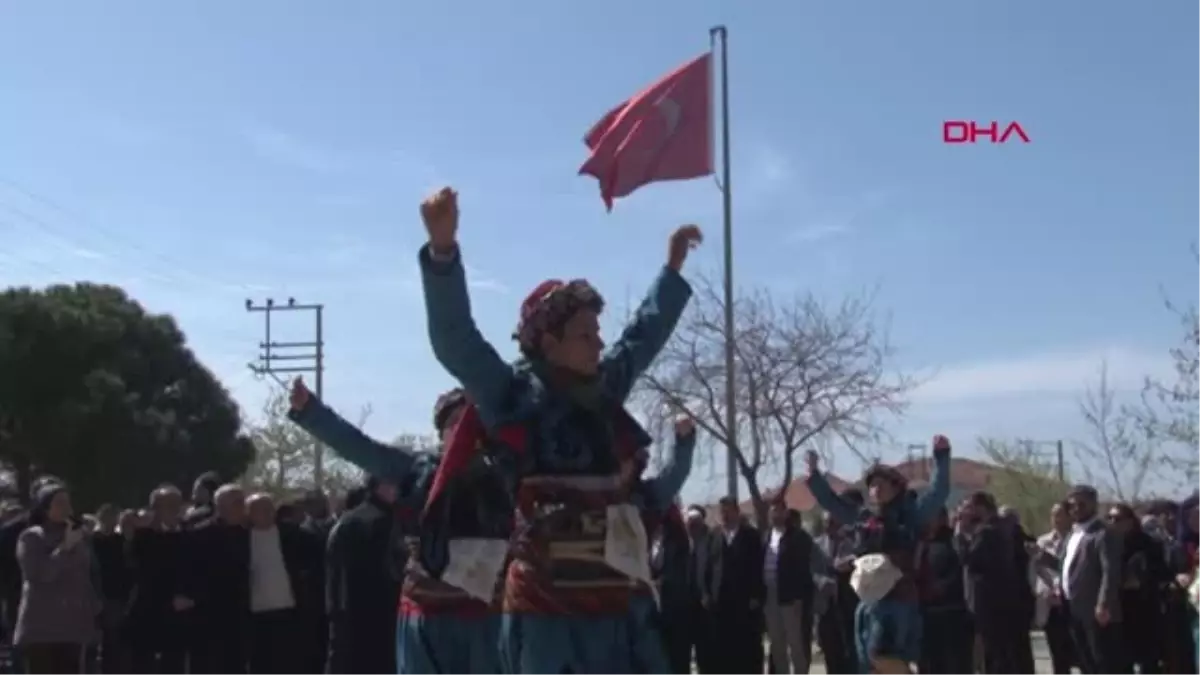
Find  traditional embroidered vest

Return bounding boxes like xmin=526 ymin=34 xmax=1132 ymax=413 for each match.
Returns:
xmin=502 ymin=411 xmax=647 ymax=616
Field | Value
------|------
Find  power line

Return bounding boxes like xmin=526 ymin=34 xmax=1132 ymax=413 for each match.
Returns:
xmin=246 ymin=297 xmax=327 ymax=489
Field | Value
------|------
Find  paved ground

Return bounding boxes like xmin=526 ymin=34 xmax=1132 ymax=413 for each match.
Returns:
xmin=804 ymin=632 xmax=1052 ymax=674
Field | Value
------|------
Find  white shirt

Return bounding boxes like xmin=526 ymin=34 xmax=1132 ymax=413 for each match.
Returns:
xmin=1061 ymin=518 xmax=1095 ymax=600
xmin=724 ymin=525 xmax=740 ymax=545
xmin=764 ymin=528 xmax=784 ymax=581
xmin=250 ymin=526 xmax=296 ymax=613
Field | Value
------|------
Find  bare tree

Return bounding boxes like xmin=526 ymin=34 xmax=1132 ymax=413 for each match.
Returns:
xmin=638 ymin=272 xmax=913 ymax=529
xmin=1075 ymin=361 xmax=1168 ymax=502
xmin=391 ymin=433 xmax=440 ymax=454
xmin=243 ymin=392 xmax=370 ymax=498
xmin=979 ymin=438 xmax=1069 ymax=535
xmin=1125 ymin=281 xmax=1199 ymax=492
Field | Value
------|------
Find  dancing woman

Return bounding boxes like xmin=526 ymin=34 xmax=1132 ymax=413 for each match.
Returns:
xmin=288 ymin=382 xmax=512 ymax=673
xmin=627 ymin=417 xmax=697 ymax=673
xmin=805 ymin=436 xmax=952 ymax=673
xmin=417 ymin=186 xmax=699 ymax=673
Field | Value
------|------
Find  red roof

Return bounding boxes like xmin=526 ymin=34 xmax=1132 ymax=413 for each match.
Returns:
xmin=891 ymin=457 xmax=998 ymax=491
xmin=704 ymin=457 xmax=1007 ymax=519
xmin=714 ymin=472 xmax=853 ymax=518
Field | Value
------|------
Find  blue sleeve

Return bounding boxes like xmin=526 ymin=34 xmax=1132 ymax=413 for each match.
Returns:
xmin=600 ymin=266 xmax=692 ymax=402
xmin=288 ymin=398 xmax=416 ymax=481
xmin=913 ymin=449 xmax=951 ymax=527
xmin=807 ymin=471 xmax=864 ymax=526
xmin=645 ymin=431 xmax=697 ymax=507
xmin=418 ymin=244 xmax=515 ymax=424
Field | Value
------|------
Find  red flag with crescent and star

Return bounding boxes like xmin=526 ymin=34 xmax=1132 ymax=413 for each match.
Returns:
xmin=579 ymin=52 xmax=714 ymax=210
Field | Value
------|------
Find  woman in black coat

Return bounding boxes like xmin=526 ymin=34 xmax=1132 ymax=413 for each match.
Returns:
xmin=1109 ymin=503 xmax=1171 ymax=673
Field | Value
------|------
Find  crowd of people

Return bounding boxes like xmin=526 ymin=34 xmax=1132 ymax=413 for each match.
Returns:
xmin=1 ymin=444 xmax=1195 ymax=675
xmin=669 ymin=460 xmax=1200 ymax=675
xmin=0 ymin=186 xmax=1195 ymax=675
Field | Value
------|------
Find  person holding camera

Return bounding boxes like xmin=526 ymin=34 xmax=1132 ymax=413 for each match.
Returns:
xmin=14 ymin=481 xmax=99 ymax=674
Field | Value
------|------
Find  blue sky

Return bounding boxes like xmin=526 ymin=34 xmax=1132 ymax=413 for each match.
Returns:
xmin=1 ymin=1 xmax=1196 ymax=504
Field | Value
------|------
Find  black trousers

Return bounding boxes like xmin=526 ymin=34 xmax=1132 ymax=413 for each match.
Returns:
xmin=976 ymin=607 xmax=1022 ymax=674
xmin=128 ymin=612 xmax=187 ymax=675
xmin=658 ymin=607 xmax=693 ymax=675
xmin=919 ymin=609 xmax=974 ymax=674
xmin=690 ymin=603 xmax=718 ymax=675
xmin=22 ymin=644 xmax=82 ymax=675
xmin=1068 ymin=613 xmax=1129 ymax=674
xmin=249 ymin=609 xmax=300 ymax=675
xmin=815 ymin=604 xmax=855 ymax=674
xmin=1043 ymin=604 xmax=1075 ymax=674
xmin=190 ymin=611 xmax=248 ymax=675
xmin=709 ymin=605 xmax=762 ymax=675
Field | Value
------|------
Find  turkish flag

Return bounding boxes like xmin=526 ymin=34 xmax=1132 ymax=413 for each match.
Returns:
xmin=579 ymin=53 xmax=714 ymax=210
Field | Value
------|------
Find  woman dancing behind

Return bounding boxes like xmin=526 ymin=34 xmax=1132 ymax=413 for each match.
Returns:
xmin=805 ymin=437 xmax=952 ymax=673
xmin=288 ymin=382 xmax=512 ymax=674
xmin=418 ymin=186 xmax=700 ymax=674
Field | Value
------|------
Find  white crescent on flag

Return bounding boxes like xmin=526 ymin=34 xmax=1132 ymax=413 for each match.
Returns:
xmin=656 ymin=97 xmax=682 ymax=138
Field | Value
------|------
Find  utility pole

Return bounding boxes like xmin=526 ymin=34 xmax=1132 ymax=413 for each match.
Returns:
xmin=1018 ymin=438 xmax=1066 ymax=484
xmin=905 ymin=443 xmax=927 ymax=480
xmin=246 ymin=297 xmax=326 ymax=489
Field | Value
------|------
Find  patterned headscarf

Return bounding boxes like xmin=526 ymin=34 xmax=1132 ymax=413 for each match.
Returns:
xmin=513 ymin=278 xmax=605 ymax=355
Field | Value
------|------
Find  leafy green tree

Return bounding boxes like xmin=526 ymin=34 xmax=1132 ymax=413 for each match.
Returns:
xmin=0 ymin=283 xmax=255 ymax=509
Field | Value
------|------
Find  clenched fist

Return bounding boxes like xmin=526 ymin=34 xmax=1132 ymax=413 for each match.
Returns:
xmin=674 ymin=415 xmax=696 ymax=438
xmin=421 ymin=187 xmax=459 ymax=251
xmin=667 ymin=225 xmax=703 ymax=272
xmin=290 ymin=377 xmax=311 ymax=412
xmin=932 ymin=434 xmax=952 ymax=455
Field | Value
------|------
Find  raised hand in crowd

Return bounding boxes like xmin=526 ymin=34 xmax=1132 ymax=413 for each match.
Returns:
xmin=673 ymin=415 xmax=696 ymax=439
xmin=421 ymin=186 xmax=459 ymax=253
xmin=290 ymin=376 xmax=312 ymax=412
xmin=666 ymin=224 xmax=703 ymax=272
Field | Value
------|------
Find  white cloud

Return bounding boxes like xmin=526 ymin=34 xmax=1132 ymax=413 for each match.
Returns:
xmin=911 ymin=345 xmax=1170 ymax=404
xmin=465 ymin=265 xmax=509 ymax=294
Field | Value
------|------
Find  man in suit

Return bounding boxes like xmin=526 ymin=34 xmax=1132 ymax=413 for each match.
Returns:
xmin=1035 ymin=500 xmax=1076 ymax=674
xmin=1061 ymin=484 xmax=1128 ymax=674
xmin=684 ymin=507 xmax=716 ymax=674
xmin=813 ymin=493 xmax=861 ymax=675
xmin=956 ymin=491 xmax=1022 ymax=674
xmin=704 ymin=497 xmax=764 ymax=674
xmin=762 ymin=500 xmax=814 ymax=674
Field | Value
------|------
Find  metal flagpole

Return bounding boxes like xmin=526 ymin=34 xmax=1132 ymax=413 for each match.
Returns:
xmin=710 ymin=25 xmax=739 ymax=501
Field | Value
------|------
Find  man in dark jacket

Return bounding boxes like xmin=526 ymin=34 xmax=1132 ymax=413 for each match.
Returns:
xmin=325 ymin=477 xmax=400 ymax=674
xmin=813 ymin=499 xmax=860 ymax=675
xmin=188 ymin=484 xmax=251 ymax=674
xmin=705 ymin=497 xmax=764 ymax=674
xmin=182 ymin=472 xmax=222 ymax=528
xmin=956 ymin=491 xmax=1023 ymax=674
xmin=763 ymin=499 xmax=814 ymax=674
xmin=127 ymin=485 xmax=195 ymax=674
xmin=684 ymin=506 xmax=717 ymax=674
xmin=652 ymin=505 xmax=694 ymax=674
xmin=917 ymin=507 xmax=972 ymax=674
xmin=92 ymin=504 xmax=134 ymax=674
